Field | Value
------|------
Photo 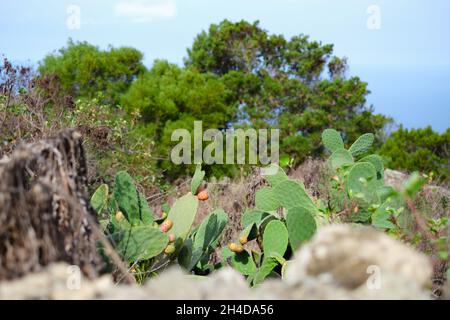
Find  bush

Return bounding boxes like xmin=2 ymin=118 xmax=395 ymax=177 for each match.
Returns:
xmin=38 ymin=39 xmax=146 ymax=105
xmin=380 ymin=126 xmax=450 ymax=183
xmin=122 ymin=60 xmax=237 ymax=177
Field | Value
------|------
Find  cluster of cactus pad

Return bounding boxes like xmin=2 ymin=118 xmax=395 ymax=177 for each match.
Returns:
xmin=221 ymin=163 xmax=324 ymax=286
xmin=90 ymin=129 xmax=416 ymax=285
xmin=322 ymin=129 xmax=405 ymax=229
xmin=90 ymin=171 xmax=167 ymax=262
xmin=220 ymin=129 xmax=411 ymax=285
xmin=90 ymin=164 xmax=227 ymax=276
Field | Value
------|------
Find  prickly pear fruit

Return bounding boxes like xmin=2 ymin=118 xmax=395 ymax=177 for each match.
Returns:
xmin=197 ymin=190 xmax=209 ymax=201
xmin=239 ymin=236 xmax=248 ymax=245
xmin=115 ymin=211 xmax=124 ymax=222
xmin=228 ymin=243 xmax=244 ymax=253
xmin=168 ymin=234 xmax=176 ymax=242
xmin=164 ymin=244 xmax=176 ymax=255
xmin=160 ymin=219 xmax=173 ymax=233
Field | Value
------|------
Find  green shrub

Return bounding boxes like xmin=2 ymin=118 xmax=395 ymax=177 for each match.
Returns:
xmin=39 ymin=39 xmax=146 ymax=104
xmin=380 ymin=126 xmax=450 ymax=183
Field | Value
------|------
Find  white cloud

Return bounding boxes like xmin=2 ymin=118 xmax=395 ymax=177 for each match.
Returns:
xmin=114 ymin=0 xmax=177 ymax=23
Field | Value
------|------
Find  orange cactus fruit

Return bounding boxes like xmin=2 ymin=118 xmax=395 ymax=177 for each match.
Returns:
xmin=197 ymin=190 xmax=209 ymax=201
xmin=115 ymin=211 xmax=124 ymax=222
xmin=164 ymin=244 xmax=176 ymax=255
xmin=228 ymin=243 xmax=244 ymax=253
xmin=239 ymin=236 xmax=248 ymax=245
xmin=160 ymin=219 xmax=173 ymax=233
xmin=168 ymin=234 xmax=176 ymax=242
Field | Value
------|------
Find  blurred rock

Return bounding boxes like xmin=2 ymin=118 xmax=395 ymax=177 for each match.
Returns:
xmin=284 ymin=224 xmax=432 ymax=299
xmin=0 ymin=225 xmax=436 ymax=300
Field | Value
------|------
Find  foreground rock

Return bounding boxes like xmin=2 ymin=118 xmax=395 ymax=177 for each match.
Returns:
xmin=0 ymin=225 xmax=434 ymax=300
xmin=0 ymin=130 xmax=100 ymax=281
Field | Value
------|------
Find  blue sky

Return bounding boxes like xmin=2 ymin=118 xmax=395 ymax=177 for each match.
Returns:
xmin=1 ymin=0 xmax=449 ymax=131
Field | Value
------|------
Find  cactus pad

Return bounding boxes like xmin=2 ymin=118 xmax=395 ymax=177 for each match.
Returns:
xmin=330 ymin=149 xmax=354 ymax=169
xmin=262 ymin=220 xmax=288 ymax=257
xmin=261 ymin=164 xmax=288 ymax=187
xmin=349 ymin=133 xmax=375 ymax=157
xmin=191 ymin=164 xmax=205 ymax=195
xmin=255 ymin=187 xmax=280 ymax=211
xmin=167 ymin=193 xmax=199 ymax=241
xmin=221 ymin=247 xmax=257 ymax=276
xmin=346 ymin=162 xmax=378 ymax=199
xmin=241 ymin=210 xmax=270 ymax=228
xmin=285 ymin=206 xmax=317 ymax=251
xmin=90 ymin=184 xmax=108 ymax=214
xmin=322 ymin=129 xmax=345 ymax=153
xmin=115 ymin=226 xmax=169 ymax=262
xmin=273 ymin=180 xmax=317 ymax=212
xmin=359 ymin=154 xmax=384 ymax=181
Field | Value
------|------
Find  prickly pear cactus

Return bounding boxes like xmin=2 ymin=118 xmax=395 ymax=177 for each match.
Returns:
xmin=241 ymin=210 xmax=271 ymax=228
xmin=273 ymin=179 xmax=317 ymax=213
xmin=262 ymin=220 xmax=288 ymax=257
xmin=252 ymin=256 xmax=279 ymax=286
xmin=285 ymin=206 xmax=317 ymax=251
xmin=371 ymin=200 xmax=397 ymax=230
xmin=330 ymin=149 xmax=354 ymax=170
xmin=115 ymin=226 xmax=169 ymax=262
xmin=167 ymin=193 xmax=199 ymax=242
xmin=239 ymin=223 xmax=258 ymax=243
xmin=193 ymin=209 xmax=228 ymax=251
xmin=90 ymin=183 xmax=108 ymax=214
xmin=255 ymin=187 xmax=280 ymax=211
xmin=322 ymin=128 xmax=345 ymax=153
xmin=359 ymin=154 xmax=384 ymax=181
xmin=261 ymin=163 xmax=288 ymax=187
xmin=221 ymin=247 xmax=257 ymax=276
xmin=113 ymin=171 xmax=154 ymax=226
xmin=348 ymin=133 xmax=374 ymax=157
xmin=191 ymin=164 xmax=205 ymax=195
xmin=346 ymin=162 xmax=378 ymax=201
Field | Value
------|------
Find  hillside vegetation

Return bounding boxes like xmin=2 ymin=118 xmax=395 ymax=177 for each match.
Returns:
xmin=0 ymin=20 xmax=448 ymax=299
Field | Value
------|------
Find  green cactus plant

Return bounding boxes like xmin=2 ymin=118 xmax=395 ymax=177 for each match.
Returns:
xmin=273 ymin=179 xmax=317 ymax=213
xmin=191 ymin=164 xmax=205 ymax=195
xmin=348 ymin=133 xmax=375 ymax=157
xmin=221 ymin=247 xmax=258 ymax=276
xmin=252 ymin=256 xmax=280 ymax=286
xmin=241 ymin=210 xmax=271 ymax=228
xmin=261 ymin=163 xmax=288 ymax=187
xmin=113 ymin=171 xmax=154 ymax=226
xmin=262 ymin=220 xmax=288 ymax=257
xmin=167 ymin=193 xmax=199 ymax=243
xmin=90 ymin=183 xmax=108 ymax=214
xmin=322 ymin=128 xmax=345 ymax=153
xmin=359 ymin=154 xmax=384 ymax=181
xmin=330 ymin=149 xmax=354 ymax=170
xmin=114 ymin=226 xmax=169 ymax=262
xmin=346 ymin=162 xmax=378 ymax=202
xmin=255 ymin=187 xmax=280 ymax=212
xmin=178 ymin=209 xmax=228 ymax=273
xmin=285 ymin=206 xmax=317 ymax=251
